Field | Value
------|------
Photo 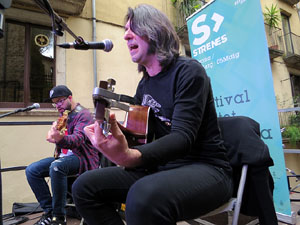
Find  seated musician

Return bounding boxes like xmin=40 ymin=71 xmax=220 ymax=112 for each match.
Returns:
xmin=25 ymin=85 xmax=100 ymax=225
xmin=72 ymin=4 xmax=233 ymax=225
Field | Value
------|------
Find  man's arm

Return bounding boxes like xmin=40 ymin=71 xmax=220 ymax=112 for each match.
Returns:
xmin=56 ymin=110 xmax=92 ymax=149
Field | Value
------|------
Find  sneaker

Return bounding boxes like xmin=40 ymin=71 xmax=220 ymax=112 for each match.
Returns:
xmin=34 ymin=212 xmax=52 ymax=225
xmin=50 ymin=216 xmax=66 ymax=225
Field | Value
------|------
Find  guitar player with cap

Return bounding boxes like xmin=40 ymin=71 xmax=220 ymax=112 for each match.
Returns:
xmin=25 ymin=85 xmax=100 ymax=225
xmin=72 ymin=4 xmax=233 ymax=225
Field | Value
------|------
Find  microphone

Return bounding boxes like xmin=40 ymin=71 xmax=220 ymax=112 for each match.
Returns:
xmin=15 ymin=103 xmax=40 ymax=113
xmin=57 ymin=39 xmax=113 ymax=52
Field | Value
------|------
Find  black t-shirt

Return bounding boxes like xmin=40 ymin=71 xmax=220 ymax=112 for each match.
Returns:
xmin=134 ymin=56 xmax=231 ymax=173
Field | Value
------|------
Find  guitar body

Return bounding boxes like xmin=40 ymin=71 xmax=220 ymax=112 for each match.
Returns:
xmin=117 ymin=105 xmax=152 ymax=147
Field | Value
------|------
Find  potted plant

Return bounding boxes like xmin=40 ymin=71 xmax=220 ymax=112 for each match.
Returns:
xmin=281 ymin=112 xmax=300 ymax=147
xmin=282 ymin=125 xmax=300 ymax=147
xmin=263 ymin=4 xmax=281 ymax=50
xmin=263 ymin=4 xmax=281 ymax=33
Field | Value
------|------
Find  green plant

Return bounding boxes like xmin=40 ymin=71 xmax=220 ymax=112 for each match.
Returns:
xmin=290 ymin=113 xmax=300 ymax=126
xmin=171 ymin=0 xmax=203 ymax=18
xmin=263 ymin=4 xmax=281 ymax=34
xmin=293 ymin=94 xmax=300 ymax=107
xmin=282 ymin=125 xmax=300 ymax=146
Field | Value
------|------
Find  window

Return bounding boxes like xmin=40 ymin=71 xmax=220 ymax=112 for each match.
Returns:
xmin=281 ymin=13 xmax=293 ymax=55
xmin=0 ymin=20 xmax=55 ymax=108
xmin=290 ymin=74 xmax=300 ymax=107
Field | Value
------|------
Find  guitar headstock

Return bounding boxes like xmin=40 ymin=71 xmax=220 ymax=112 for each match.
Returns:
xmin=93 ymin=80 xmax=115 ymax=136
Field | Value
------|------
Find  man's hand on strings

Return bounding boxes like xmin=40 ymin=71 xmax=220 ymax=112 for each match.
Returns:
xmin=46 ymin=121 xmax=64 ymax=143
xmin=84 ymin=113 xmax=142 ymax=167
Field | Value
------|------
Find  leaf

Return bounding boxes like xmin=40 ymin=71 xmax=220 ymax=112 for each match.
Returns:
xmin=263 ymin=4 xmax=281 ymax=28
xmin=171 ymin=0 xmax=203 ymax=18
xmin=171 ymin=0 xmax=177 ymax=5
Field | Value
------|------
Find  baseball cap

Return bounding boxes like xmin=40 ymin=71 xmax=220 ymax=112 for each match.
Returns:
xmin=49 ymin=85 xmax=72 ymax=100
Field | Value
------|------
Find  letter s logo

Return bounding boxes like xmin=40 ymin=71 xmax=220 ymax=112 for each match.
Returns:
xmin=192 ymin=14 xmax=210 ymax=46
xmin=191 ymin=13 xmax=224 ymax=46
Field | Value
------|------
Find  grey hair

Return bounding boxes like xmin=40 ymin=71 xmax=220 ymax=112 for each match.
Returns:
xmin=125 ymin=4 xmax=180 ymax=76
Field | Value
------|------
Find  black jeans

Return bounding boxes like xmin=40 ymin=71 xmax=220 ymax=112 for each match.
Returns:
xmin=72 ymin=163 xmax=233 ymax=225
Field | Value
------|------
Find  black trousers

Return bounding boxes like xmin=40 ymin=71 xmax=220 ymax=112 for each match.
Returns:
xmin=72 ymin=163 xmax=233 ymax=225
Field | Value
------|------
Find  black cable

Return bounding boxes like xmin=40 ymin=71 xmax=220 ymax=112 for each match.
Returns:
xmin=42 ymin=0 xmax=63 ymax=36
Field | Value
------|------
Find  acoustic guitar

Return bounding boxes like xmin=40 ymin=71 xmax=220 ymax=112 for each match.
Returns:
xmin=92 ymin=79 xmax=153 ymax=147
xmin=53 ymin=110 xmax=70 ymax=158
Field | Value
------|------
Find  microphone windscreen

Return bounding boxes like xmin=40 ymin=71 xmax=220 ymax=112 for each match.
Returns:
xmin=103 ymin=39 xmax=113 ymax=52
xmin=33 ymin=103 xmax=40 ymax=109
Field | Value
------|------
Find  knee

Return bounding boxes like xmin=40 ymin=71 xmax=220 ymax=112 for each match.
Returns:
xmin=72 ymin=172 xmax=94 ymax=205
xmin=71 ymin=175 xmax=83 ymax=199
xmin=126 ymin=182 xmax=176 ymax=224
xmin=126 ymin=182 xmax=163 ymax=217
xmin=25 ymin=164 xmax=32 ymax=176
xmin=25 ymin=162 xmax=39 ymax=179
xmin=49 ymin=159 xmax=66 ymax=177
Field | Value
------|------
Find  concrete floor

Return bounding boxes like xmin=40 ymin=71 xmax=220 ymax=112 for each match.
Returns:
xmin=3 ymin=192 xmax=300 ymax=225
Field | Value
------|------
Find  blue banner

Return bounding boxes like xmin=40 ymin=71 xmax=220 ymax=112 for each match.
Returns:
xmin=187 ymin=0 xmax=291 ymax=216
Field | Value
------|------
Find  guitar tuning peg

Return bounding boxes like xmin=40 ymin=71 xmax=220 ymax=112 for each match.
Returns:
xmin=99 ymin=80 xmax=108 ymax=89
xmin=107 ymin=78 xmax=116 ymax=92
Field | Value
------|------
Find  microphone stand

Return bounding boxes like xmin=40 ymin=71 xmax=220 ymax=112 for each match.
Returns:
xmin=1 ymin=2 xmax=85 ymax=223
xmin=0 ymin=108 xmax=27 ymax=119
xmin=33 ymin=0 xmax=85 ymax=44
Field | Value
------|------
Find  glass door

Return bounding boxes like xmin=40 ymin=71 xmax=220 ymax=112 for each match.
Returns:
xmin=281 ymin=13 xmax=294 ymax=55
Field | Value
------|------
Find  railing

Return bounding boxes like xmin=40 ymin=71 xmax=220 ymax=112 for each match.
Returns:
xmin=278 ymin=110 xmax=296 ymax=126
xmin=282 ymin=32 xmax=300 ymax=56
xmin=279 ymin=0 xmax=300 ymax=6
xmin=277 ymin=107 xmax=300 ymax=126
xmin=264 ymin=24 xmax=285 ymax=51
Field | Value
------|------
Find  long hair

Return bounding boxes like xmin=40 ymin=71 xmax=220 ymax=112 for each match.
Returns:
xmin=125 ymin=4 xmax=180 ymax=76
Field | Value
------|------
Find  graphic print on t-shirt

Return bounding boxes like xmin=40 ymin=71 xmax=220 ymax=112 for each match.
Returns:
xmin=142 ymin=94 xmax=171 ymax=123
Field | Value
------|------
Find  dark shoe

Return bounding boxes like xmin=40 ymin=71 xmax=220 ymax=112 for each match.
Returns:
xmin=34 ymin=212 xmax=52 ymax=225
xmin=50 ymin=216 xmax=66 ymax=225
